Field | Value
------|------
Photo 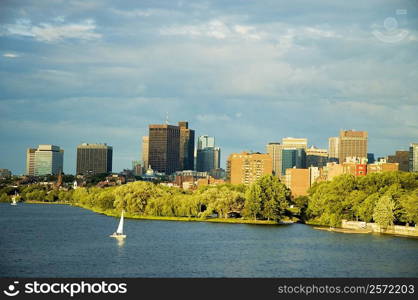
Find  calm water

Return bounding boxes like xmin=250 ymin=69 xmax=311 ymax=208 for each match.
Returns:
xmin=0 ymin=203 xmax=417 ymax=277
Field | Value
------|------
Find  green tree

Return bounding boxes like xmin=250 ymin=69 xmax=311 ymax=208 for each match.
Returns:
xmin=292 ymin=196 xmax=309 ymax=220
xmin=113 ymin=181 xmax=170 ymax=214
xmin=399 ymin=189 xmax=418 ymax=225
xmin=256 ymin=175 xmax=291 ymax=221
xmin=373 ymin=195 xmax=395 ymax=229
xmin=357 ymin=193 xmax=379 ymax=222
xmin=0 ymin=193 xmax=9 ymax=203
xmin=243 ymin=184 xmax=262 ymax=220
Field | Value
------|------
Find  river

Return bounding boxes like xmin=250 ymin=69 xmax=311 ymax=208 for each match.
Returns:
xmin=1 ymin=203 xmax=417 ymax=277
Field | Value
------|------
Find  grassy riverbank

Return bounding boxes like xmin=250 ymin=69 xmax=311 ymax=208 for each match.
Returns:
xmin=25 ymin=200 xmax=68 ymax=205
xmin=73 ymin=203 xmax=284 ymax=225
xmin=24 ymin=200 xmax=287 ymax=225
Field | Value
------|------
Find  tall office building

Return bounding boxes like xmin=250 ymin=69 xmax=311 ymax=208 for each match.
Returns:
xmin=387 ymin=150 xmax=409 ymax=172
xmin=266 ymin=142 xmax=282 ymax=176
xmin=328 ymin=137 xmax=339 ymax=163
xmin=367 ymin=153 xmax=375 ymax=164
xmin=226 ymin=152 xmax=272 ymax=185
xmin=306 ymin=146 xmax=328 ymax=168
xmin=197 ymin=135 xmax=215 ymax=149
xmin=34 ymin=145 xmax=64 ymax=176
xmin=26 ymin=148 xmax=36 ymax=176
xmin=132 ymin=160 xmax=142 ymax=176
xmin=266 ymin=138 xmax=307 ymax=177
xmin=338 ymin=130 xmax=368 ymax=164
xmin=281 ymin=148 xmax=306 ymax=175
xmin=178 ymin=121 xmax=195 ymax=171
xmin=76 ymin=143 xmax=113 ymax=175
xmin=196 ymin=135 xmax=220 ymax=172
xmin=196 ymin=147 xmax=221 ymax=172
xmin=142 ymin=136 xmax=149 ymax=170
xmin=409 ymin=143 xmax=418 ymax=172
xmin=282 ymin=137 xmax=308 ymax=149
xmin=148 ymin=124 xmax=180 ymax=175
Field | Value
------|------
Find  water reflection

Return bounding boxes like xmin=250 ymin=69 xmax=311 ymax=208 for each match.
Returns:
xmin=2 ymin=203 xmax=418 ymax=277
xmin=116 ymin=238 xmax=125 ymax=248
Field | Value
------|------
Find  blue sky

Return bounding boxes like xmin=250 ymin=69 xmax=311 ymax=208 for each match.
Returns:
xmin=0 ymin=0 xmax=417 ymax=175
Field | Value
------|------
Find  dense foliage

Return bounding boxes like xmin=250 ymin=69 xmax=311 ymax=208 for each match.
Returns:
xmin=306 ymin=172 xmax=418 ymax=227
xmin=10 ymin=175 xmax=292 ymax=221
xmin=6 ymin=171 xmax=417 ymax=227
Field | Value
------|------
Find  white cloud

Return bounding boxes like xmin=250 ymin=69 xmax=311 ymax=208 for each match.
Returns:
xmin=3 ymin=53 xmax=19 ymax=58
xmin=1 ymin=18 xmax=101 ymax=42
xmin=160 ymin=19 xmax=262 ymax=40
xmin=196 ymin=113 xmax=232 ymax=122
xmin=111 ymin=8 xmax=166 ymax=18
xmin=233 ymin=25 xmax=261 ymax=40
xmin=302 ymin=27 xmax=342 ymax=39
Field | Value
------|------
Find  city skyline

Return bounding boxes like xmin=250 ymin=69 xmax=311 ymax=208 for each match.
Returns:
xmin=2 ymin=125 xmax=418 ymax=175
xmin=0 ymin=0 xmax=417 ymax=174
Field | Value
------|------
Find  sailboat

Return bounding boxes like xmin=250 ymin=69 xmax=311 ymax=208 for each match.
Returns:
xmin=11 ymin=193 xmax=17 ymax=206
xmin=110 ymin=210 xmax=126 ymax=239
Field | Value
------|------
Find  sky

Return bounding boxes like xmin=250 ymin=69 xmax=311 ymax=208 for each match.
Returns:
xmin=0 ymin=0 xmax=417 ymax=175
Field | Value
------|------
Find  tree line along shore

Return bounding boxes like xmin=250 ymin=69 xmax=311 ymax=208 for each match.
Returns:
xmin=1 ymin=172 xmax=417 ymax=229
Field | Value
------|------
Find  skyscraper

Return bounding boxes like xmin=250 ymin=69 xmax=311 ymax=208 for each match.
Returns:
xmin=281 ymin=148 xmax=306 ymax=175
xmin=197 ymin=135 xmax=215 ymax=149
xmin=367 ymin=153 xmax=375 ymax=164
xmin=328 ymin=137 xmax=339 ymax=163
xmin=34 ymin=145 xmax=64 ymax=176
xmin=178 ymin=121 xmax=195 ymax=171
xmin=142 ymin=136 xmax=149 ymax=170
xmin=266 ymin=142 xmax=281 ymax=176
xmin=76 ymin=143 xmax=113 ymax=175
xmin=306 ymin=146 xmax=328 ymax=168
xmin=266 ymin=138 xmax=307 ymax=177
xmin=409 ymin=143 xmax=418 ymax=172
xmin=26 ymin=148 xmax=36 ymax=176
xmin=148 ymin=124 xmax=180 ymax=175
xmin=196 ymin=147 xmax=221 ymax=172
xmin=226 ymin=152 xmax=272 ymax=185
xmin=196 ymin=135 xmax=220 ymax=172
xmin=338 ymin=130 xmax=368 ymax=164
xmin=132 ymin=160 xmax=142 ymax=176
xmin=282 ymin=137 xmax=308 ymax=149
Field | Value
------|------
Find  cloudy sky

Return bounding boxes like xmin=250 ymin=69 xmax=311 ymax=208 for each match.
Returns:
xmin=0 ymin=0 xmax=417 ymax=175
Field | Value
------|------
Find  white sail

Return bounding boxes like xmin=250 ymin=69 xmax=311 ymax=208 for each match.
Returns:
xmin=116 ymin=211 xmax=124 ymax=234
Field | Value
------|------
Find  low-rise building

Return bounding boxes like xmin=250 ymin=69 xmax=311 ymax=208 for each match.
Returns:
xmin=196 ymin=176 xmax=226 ymax=187
xmin=0 ymin=168 xmax=12 ymax=179
xmin=387 ymin=151 xmax=409 ymax=172
xmin=284 ymin=168 xmax=310 ymax=197
xmin=367 ymin=161 xmax=399 ymax=173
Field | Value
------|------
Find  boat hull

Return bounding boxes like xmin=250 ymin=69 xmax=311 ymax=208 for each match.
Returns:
xmin=109 ymin=234 xmax=127 ymax=239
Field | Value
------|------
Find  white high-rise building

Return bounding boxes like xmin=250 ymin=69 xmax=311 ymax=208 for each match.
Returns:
xmin=33 ymin=145 xmax=64 ymax=176
xmin=197 ymin=135 xmax=215 ymax=150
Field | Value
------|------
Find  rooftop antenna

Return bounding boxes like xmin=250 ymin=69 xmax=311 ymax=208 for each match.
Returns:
xmin=165 ymin=112 xmax=169 ymax=125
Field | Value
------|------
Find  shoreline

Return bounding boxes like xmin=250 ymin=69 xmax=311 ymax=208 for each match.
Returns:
xmin=24 ymin=201 xmax=284 ymax=225
xmin=313 ymin=226 xmax=372 ymax=234
xmin=21 ymin=202 xmax=418 ymax=238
